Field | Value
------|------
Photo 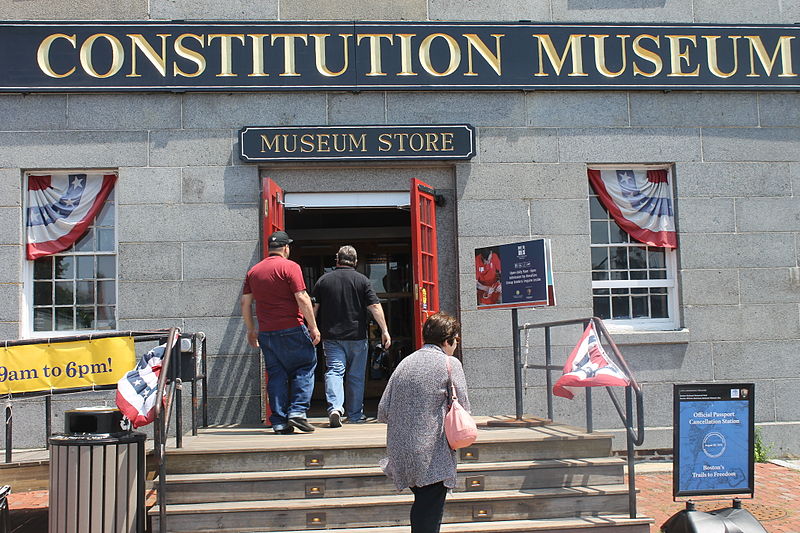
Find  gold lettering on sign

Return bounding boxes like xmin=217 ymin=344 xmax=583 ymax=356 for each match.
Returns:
xmin=666 ymin=35 xmax=700 ymax=76
xmin=632 ymin=34 xmax=662 ymax=77
xmin=349 ymin=133 xmax=367 ymax=151
xmin=127 ymin=34 xmax=170 ymax=77
xmin=533 ymin=34 xmax=587 ymax=77
xmin=301 ymin=134 xmax=315 ymax=152
xmin=591 ymin=34 xmax=629 ymax=77
xmin=248 ymin=34 xmax=269 ymax=77
xmin=419 ymin=33 xmax=461 ymax=76
xmin=173 ymin=33 xmax=206 ymax=77
xmin=80 ymin=33 xmax=124 ymax=78
xmin=464 ymin=33 xmax=503 ymax=76
xmin=261 ymin=134 xmax=280 ymax=153
xmin=378 ymin=133 xmax=392 ymax=152
xmin=37 ymin=33 xmax=77 ymax=78
xmin=703 ymin=35 xmax=740 ymax=78
xmin=208 ymin=34 xmax=245 ymax=77
xmin=441 ymin=132 xmax=454 ymax=151
xmin=311 ymin=34 xmax=351 ymax=77
xmin=745 ymin=35 xmax=797 ymax=77
xmin=397 ymin=34 xmax=417 ymax=76
xmin=357 ymin=34 xmax=394 ymax=76
xmin=271 ymin=34 xmax=309 ymax=77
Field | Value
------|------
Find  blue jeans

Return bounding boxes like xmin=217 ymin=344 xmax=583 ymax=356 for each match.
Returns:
xmin=323 ymin=339 xmax=368 ymax=420
xmin=258 ymin=325 xmax=317 ymax=429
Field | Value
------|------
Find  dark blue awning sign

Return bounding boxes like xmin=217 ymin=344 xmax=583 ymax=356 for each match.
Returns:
xmin=673 ymin=383 xmax=755 ymax=497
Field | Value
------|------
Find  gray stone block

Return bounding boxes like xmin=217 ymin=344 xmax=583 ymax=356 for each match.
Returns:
xmin=527 ymin=92 xmax=629 ymax=128
xmin=558 ymin=127 xmax=701 ymax=163
xmin=0 ymin=285 xmax=20 ymax=321
xmin=0 ymin=0 xmax=146 ymax=19
xmin=478 ymin=128 xmax=558 ymax=163
xmin=386 ymin=92 xmax=527 ymax=127
xmin=630 ymin=92 xmax=758 ymax=127
xmin=182 ymin=166 xmax=260 ymax=205
xmin=0 ymin=169 xmax=21 ymax=207
xmin=774 ymin=380 xmax=800 ymax=422
xmin=0 ymin=246 xmax=22 ymax=283
xmin=150 ymin=0 xmax=278 ymax=19
xmin=119 ymin=242 xmax=183 ymax=281
xmin=693 ymin=0 xmax=800 ymax=23
xmin=149 ymin=130 xmax=235 ymax=167
xmin=675 ymin=162 xmax=792 ymax=198
xmin=0 ymin=208 xmax=21 ymax=245
xmin=702 ymin=127 xmax=800 ymax=162
xmin=621 ymin=341 xmax=713 ymax=383
xmin=530 ymin=198 xmax=589 ymax=235
xmin=791 ymin=163 xmax=800 ymax=197
xmin=206 ymin=394 xmax=262 ymax=426
xmin=680 ymin=233 xmax=795 ymax=269
xmin=460 ymin=309 xmax=513 ymax=348
xmin=0 ymin=95 xmax=67 ymax=131
xmin=183 ymin=93 xmax=327 ymax=129
xmin=117 ymin=167 xmax=182 ymax=205
xmin=118 ymin=204 xmax=259 ymax=242
xmin=677 ymin=198 xmax=735 ymax=233
xmin=759 ymin=93 xmax=800 ymax=127
xmin=713 ymin=341 xmax=799 ymax=381
xmin=182 ymin=316 xmax=258 ymax=357
xmin=679 ymin=269 xmax=739 ymax=306
xmin=740 ymin=268 xmax=800 ymax=304
xmin=116 ymin=317 xmax=186 ymax=333
xmin=464 ymin=387 xmax=516 ymax=417
xmin=0 ymin=322 xmax=20 ymax=341
xmin=67 ymin=94 xmax=181 ymax=131
xmin=429 ymin=0 xmax=550 ymax=21
xmin=119 ymin=279 xmax=244 ymax=319
xmin=457 ymin=199 xmax=530 ymax=236
xmin=184 ymin=241 xmax=260 ymax=280
xmin=328 ymin=93 xmax=387 ymax=125
xmin=276 ymin=166 xmax=453 ymax=192
xmin=736 ymin=198 xmax=800 ymax=232
xmin=279 ymin=0 xmax=426 ymax=19
xmin=462 ymin=347 xmax=516 ymax=389
xmin=757 ymin=422 xmax=800 ymax=457
xmin=0 ymin=131 xmax=148 ymax=168
xmin=204 ymin=354 xmax=261 ymax=398
xmin=684 ymin=304 xmax=800 ymax=342
xmin=551 ymin=0 xmax=693 ymax=22
xmin=457 ymin=162 xmax=589 ymax=200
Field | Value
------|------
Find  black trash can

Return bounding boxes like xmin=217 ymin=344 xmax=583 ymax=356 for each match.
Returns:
xmin=49 ymin=408 xmax=146 ymax=533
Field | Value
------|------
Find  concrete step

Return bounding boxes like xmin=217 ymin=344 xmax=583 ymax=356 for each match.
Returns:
xmin=150 ymin=484 xmax=633 ymax=532
xmin=162 ymin=457 xmax=626 ymax=504
xmin=163 ymin=431 xmax=613 ymax=474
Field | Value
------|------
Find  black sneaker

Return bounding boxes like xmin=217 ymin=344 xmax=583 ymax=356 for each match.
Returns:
xmin=329 ymin=410 xmax=342 ymax=428
xmin=289 ymin=417 xmax=316 ymax=433
xmin=274 ymin=426 xmax=294 ymax=435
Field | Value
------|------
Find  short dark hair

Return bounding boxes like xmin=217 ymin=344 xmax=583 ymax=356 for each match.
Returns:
xmin=422 ymin=312 xmax=461 ymax=346
xmin=336 ymin=245 xmax=357 ymax=267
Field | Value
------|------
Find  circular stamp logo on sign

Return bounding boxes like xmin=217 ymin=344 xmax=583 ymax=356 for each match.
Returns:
xmin=702 ymin=431 xmax=727 ymax=458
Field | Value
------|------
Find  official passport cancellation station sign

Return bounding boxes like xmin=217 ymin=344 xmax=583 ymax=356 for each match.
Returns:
xmin=1 ymin=21 xmax=799 ymax=92
xmin=240 ymin=125 xmax=475 ymax=162
xmin=673 ymin=383 xmax=755 ymax=498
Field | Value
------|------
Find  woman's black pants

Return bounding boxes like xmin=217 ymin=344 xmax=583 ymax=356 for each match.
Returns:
xmin=409 ymin=481 xmax=447 ymax=533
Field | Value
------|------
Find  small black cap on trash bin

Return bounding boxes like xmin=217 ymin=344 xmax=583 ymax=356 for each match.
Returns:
xmin=64 ymin=407 xmax=124 ymax=435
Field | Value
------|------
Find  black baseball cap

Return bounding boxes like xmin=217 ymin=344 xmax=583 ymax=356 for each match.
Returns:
xmin=268 ymin=231 xmax=293 ymax=247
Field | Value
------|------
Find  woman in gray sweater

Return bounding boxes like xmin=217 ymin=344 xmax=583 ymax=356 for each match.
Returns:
xmin=378 ymin=312 xmax=470 ymax=533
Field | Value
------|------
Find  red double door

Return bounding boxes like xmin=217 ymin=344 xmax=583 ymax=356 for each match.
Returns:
xmin=260 ymin=177 xmax=440 ymax=422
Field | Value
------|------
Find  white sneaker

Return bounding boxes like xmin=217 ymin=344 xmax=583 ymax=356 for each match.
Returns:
xmin=329 ymin=410 xmax=342 ymax=428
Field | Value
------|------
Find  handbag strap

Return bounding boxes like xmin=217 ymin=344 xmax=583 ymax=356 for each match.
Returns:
xmin=445 ymin=354 xmax=457 ymax=402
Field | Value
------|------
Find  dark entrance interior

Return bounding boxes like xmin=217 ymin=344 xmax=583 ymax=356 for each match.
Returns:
xmin=286 ymin=206 xmax=414 ymax=417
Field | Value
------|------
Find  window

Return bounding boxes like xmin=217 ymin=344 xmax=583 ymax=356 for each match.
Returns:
xmin=25 ymin=172 xmax=117 ymax=335
xmin=588 ymin=166 xmax=678 ymax=330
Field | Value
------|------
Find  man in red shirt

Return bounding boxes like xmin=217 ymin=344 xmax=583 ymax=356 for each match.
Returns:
xmin=242 ymin=231 xmax=321 ymax=434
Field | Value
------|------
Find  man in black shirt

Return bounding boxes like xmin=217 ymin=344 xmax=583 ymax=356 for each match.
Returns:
xmin=312 ymin=245 xmax=391 ymax=427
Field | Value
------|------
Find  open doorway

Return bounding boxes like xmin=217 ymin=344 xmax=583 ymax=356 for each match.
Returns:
xmin=287 ymin=206 xmax=414 ymax=416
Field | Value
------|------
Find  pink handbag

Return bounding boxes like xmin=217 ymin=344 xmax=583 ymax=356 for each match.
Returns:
xmin=444 ymin=356 xmax=477 ymax=450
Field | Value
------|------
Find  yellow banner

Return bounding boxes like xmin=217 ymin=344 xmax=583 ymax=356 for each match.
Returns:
xmin=0 ymin=337 xmax=136 ymax=394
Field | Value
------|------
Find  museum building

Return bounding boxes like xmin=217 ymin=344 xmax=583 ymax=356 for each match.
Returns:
xmin=0 ymin=0 xmax=799 ymax=454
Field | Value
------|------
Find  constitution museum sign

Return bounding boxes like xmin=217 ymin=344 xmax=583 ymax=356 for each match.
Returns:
xmin=0 ymin=21 xmax=798 ymax=92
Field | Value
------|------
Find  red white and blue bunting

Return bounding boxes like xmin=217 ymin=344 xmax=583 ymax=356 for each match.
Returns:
xmin=588 ymin=168 xmax=677 ymax=248
xmin=26 ymin=173 xmax=116 ymax=260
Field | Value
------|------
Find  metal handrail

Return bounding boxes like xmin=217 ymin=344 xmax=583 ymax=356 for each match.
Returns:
xmin=518 ymin=316 xmax=645 ymax=519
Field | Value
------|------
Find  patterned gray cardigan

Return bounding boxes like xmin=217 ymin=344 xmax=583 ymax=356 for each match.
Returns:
xmin=377 ymin=344 xmax=471 ymax=491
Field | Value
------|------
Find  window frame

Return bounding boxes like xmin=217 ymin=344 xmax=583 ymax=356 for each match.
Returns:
xmin=21 ymin=170 xmax=119 ymax=339
xmin=588 ymin=164 xmax=680 ymax=332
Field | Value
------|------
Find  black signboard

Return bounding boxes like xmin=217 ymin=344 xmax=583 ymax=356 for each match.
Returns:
xmin=474 ymin=238 xmax=555 ymax=310
xmin=239 ymin=125 xmax=475 ymax=161
xmin=674 ymin=383 xmax=755 ymax=498
xmin=1 ymin=21 xmax=799 ymax=92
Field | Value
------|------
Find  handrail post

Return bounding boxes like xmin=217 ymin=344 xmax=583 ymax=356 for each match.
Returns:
xmin=175 ymin=338 xmax=183 ymax=449
xmin=511 ymin=309 xmax=523 ymax=420
xmin=201 ymin=336 xmax=208 ymax=428
xmin=626 ymin=385 xmax=637 ymax=518
xmin=544 ymin=326 xmax=553 ymax=421
xmin=45 ymin=396 xmax=51 ymax=449
xmin=585 ymin=388 xmax=593 ymax=433
xmin=4 ymin=405 xmax=11 ymax=464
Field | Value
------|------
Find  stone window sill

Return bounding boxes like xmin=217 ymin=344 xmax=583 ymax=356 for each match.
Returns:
xmin=604 ymin=328 xmax=690 ymax=346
